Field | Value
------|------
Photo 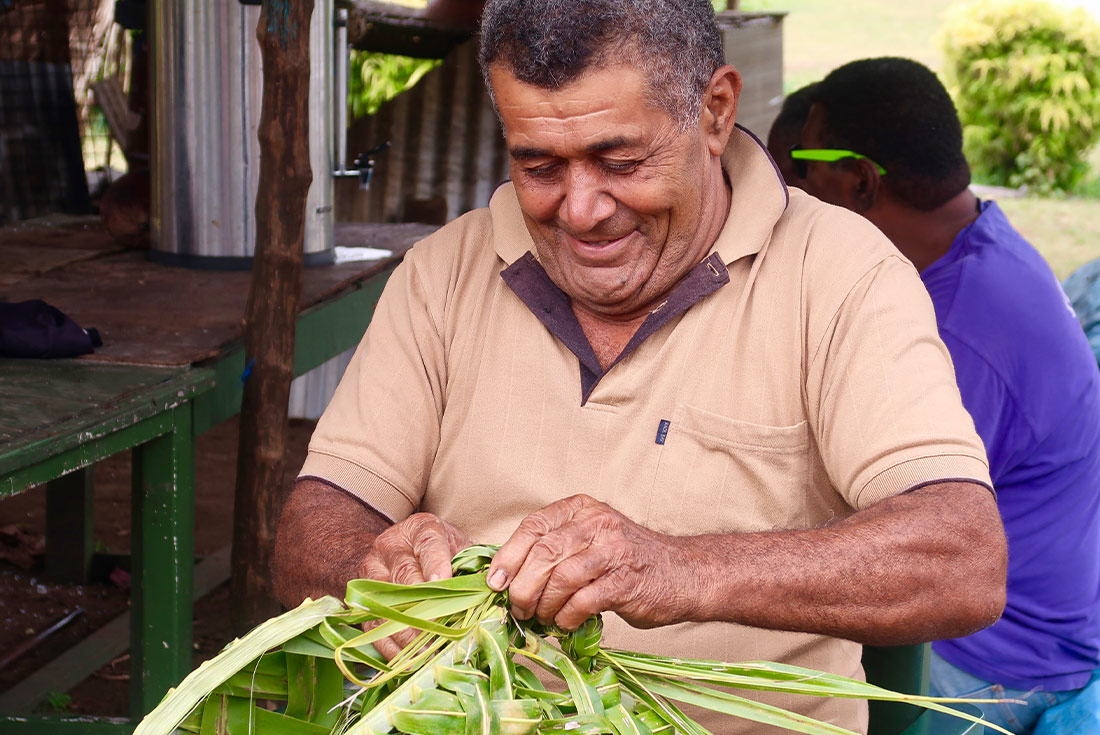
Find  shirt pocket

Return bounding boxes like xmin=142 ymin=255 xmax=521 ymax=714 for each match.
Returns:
xmin=648 ymin=403 xmax=822 ymax=535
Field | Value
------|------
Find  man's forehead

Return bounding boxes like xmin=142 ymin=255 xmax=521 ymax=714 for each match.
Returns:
xmin=491 ymin=64 xmax=670 ymax=151
xmin=508 ymin=136 xmax=638 ymax=160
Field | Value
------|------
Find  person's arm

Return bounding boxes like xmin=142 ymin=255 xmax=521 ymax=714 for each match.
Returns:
xmin=272 ymin=478 xmax=391 ymax=607
xmin=272 ymin=478 xmax=469 ymax=608
xmin=487 ymin=480 xmax=1006 ymax=646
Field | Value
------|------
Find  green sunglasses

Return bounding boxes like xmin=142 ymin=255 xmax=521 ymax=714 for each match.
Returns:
xmin=789 ymin=146 xmax=887 ymax=178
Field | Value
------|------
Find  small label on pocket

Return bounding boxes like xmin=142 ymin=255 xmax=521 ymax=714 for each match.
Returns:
xmin=655 ymin=419 xmax=671 ymax=445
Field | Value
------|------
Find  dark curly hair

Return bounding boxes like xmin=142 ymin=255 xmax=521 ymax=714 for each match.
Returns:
xmin=478 ymin=0 xmax=725 ymax=130
xmin=813 ymin=57 xmax=970 ymax=210
xmin=772 ymin=82 xmax=818 ymax=140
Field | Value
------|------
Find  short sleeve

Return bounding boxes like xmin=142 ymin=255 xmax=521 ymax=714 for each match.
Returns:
xmin=804 ymin=252 xmax=992 ymax=509
xmin=297 ymin=251 xmax=446 ymax=522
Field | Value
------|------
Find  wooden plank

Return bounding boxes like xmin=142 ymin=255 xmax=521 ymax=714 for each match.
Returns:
xmin=0 ymin=364 xmax=214 ymax=481
xmin=90 ymin=76 xmax=140 ymax=157
xmin=0 ymin=244 xmax=120 ymax=290
xmin=347 ymin=0 xmax=475 ymax=57
xmin=0 ymin=224 xmax=424 ymax=368
xmin=0 ymin=411 xmax=174 ymax=498
xmin=292 ymin=265 xmax=395 ymax=376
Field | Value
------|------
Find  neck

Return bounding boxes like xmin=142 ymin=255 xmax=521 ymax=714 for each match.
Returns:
xmin=874 ymin=189 xmax=980 ymax=273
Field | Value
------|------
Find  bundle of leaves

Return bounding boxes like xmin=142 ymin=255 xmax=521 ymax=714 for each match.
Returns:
xmin=135 ymin=546 xmax=1004 ymax=735
xmin=941 ymin=0 xmax=1100 ymax=194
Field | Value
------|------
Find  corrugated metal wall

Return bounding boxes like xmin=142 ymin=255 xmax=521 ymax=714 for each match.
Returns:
xmin=335 ymin=39 xmax=507 ymax=226
xmin=334 ymin=13 xmax=784 ymax=229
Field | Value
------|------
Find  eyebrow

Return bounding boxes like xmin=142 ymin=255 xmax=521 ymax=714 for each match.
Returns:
xmin=508 ymin=136 xmax=635 ymax=161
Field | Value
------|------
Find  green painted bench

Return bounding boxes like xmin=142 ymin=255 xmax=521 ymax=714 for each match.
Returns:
xmin=0 ymin=361 xmax=214 ymax=733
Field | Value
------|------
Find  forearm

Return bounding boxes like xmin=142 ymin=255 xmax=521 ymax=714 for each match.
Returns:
xmin=271 ymin=478 xmax=390 ymax=607
xmin=678 ymin=481 xmax=1007 ymax=645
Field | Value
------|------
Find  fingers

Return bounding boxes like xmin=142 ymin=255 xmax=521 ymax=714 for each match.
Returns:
xmin=363 ymin=512 xmax=468 ymax=585
xmin=488 ymin=496 xmax=686 ymax=630
xmin=511 ymin=524 xmax=606 ymax=622
xmin=357 ymin=512 xmax=473 ymax=661
xmin=489 ymin=495 xmax=637 ymax=626
xmin=487 ymin=494 xmax=593 ymax=591
xmin=531 ymin=548 xmax=609 ymax=626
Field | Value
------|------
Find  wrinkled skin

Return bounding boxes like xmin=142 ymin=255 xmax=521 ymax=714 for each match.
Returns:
xmin=357 ymin=513 xmax=471 ymax=659
xmin=486 ymin=494 xmax=691 ymax=630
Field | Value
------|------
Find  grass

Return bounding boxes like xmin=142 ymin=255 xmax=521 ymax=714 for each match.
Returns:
xmin=740 ymin=0 xmax=1100 ymax=280
xmin=996 ymin=197 xmax=1100 ymax=280
xmin=740 ymin=0 xmax=956 ymax=92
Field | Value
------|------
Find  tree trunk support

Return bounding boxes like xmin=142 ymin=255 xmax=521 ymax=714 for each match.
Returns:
xmin=231 ymin=0 xmax=316 ymax=634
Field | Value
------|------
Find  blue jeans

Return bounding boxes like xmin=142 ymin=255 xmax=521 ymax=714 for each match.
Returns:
xmin=929 ymin=650 xmax=1081 ymax=734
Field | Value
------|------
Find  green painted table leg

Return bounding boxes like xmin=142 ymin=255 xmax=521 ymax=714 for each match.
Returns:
xmin=45 ymin=468 xmax=94 ymax=582
xmin=128 ymin=405 xmax=195 ymax=718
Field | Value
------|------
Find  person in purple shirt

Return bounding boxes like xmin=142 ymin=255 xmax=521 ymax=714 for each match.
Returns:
xmin=769 ymin=57 xmax=1100 ymax=734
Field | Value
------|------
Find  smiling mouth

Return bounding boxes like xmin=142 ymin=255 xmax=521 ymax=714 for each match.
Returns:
xmin=563 ymin=231 xmax=639 ymax=265
xmin=571 ymin=232 xmax=633 ymax=248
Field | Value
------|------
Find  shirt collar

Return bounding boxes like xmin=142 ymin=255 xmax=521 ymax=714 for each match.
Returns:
xmin=489 ymin=124 xmax=789 ymax=267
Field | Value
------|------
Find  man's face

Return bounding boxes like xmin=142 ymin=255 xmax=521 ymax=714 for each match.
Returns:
xmin=793 ymin=104 xmax=847 ymax=208
xmin=490 ymin=63 xmax=733 ymax=319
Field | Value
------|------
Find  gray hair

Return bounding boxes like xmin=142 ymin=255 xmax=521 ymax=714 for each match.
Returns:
xmin=478 ymin=0 xmax=725 ymax=130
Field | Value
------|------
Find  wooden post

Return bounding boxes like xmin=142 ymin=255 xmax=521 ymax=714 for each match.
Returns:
xmin=231 ymin=0 xmax=315 ymax=634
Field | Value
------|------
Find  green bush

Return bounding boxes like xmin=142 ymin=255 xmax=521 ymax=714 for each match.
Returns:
xmin=941 ymin=0 xmax=1100 ymax=194
xmin=348 ymin=51 xmax=441 ymax=119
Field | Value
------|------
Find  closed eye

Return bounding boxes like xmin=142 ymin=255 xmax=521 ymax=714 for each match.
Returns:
xmin=521 ymin=161 xmax=563 ymax=179
xmin=601 ymin=159 xmax=641 ymax=174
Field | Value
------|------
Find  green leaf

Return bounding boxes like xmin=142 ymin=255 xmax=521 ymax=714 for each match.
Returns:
xmin=477 ymin=618 xmax=517 ymax=699
xmin=639 ymin=677 xmax=863 ymax=735
xmin=391 ymin=688 xmax=467 ymax=735
xmin=135 ymin=596 xmax=347 ymax=735
xmin=285 ymin=653 xmax=345 ymax=728
xmin=519 ymin=636 xmax=604 ymax=716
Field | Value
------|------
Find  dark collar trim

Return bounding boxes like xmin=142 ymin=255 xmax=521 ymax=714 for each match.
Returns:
xmin=500 ymin=251 xmax=731 ymax=405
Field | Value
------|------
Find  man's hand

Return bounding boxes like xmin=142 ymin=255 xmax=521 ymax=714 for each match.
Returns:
xmin=359 ymin=512 xmax=472 ymax=584
xmin=486 ymin=494 xmax=693 ymax=631
xmin=483 ymin=483 xmax=1005 ymax=646
xmin=358 ymin=512 xmax=471 ymax=659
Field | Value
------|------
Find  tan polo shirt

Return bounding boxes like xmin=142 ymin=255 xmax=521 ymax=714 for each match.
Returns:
xmin=300 ymin=127 xmax=991 ymax=734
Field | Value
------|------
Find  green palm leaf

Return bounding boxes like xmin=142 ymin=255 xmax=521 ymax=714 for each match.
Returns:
xmin=136 ymin=546 xmax=1008 ymax=735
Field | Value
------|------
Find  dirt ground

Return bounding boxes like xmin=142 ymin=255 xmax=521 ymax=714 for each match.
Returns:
xmin=0 ymin=416 xmax=316 ymax=717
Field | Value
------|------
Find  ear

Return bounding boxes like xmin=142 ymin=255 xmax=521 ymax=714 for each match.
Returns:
xmin=846 ymin=157 xmax=883 ymax=213
xmin=701 ymin=65 xmax=742 ymax=156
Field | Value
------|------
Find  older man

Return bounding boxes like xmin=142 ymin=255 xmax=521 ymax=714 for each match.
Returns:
xmin=779 ymin=57 xmax=1100 ymax=734
xmin=273 ymin=4 xmax=1006 ymax=733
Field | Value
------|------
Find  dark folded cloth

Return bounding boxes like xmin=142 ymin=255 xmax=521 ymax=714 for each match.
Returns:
xmin=0 ymin=300 xmax=101 ymax=358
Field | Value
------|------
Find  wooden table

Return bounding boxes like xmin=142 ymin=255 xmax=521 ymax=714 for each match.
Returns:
xmin=0 ymin=361 xmax=214 ymax=733
xmin=0 ymin=218 xmax=436 ymax=731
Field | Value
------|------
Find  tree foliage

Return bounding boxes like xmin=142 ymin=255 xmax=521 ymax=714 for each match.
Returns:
xmin=941 ymin=0 xmax=1100 ymax=193
xmin=349 ymin=51 xmax=441 ymax=119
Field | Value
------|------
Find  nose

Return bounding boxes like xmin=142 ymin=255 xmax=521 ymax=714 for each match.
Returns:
xmin=558 ymin=165 xmax=616 ymax=234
